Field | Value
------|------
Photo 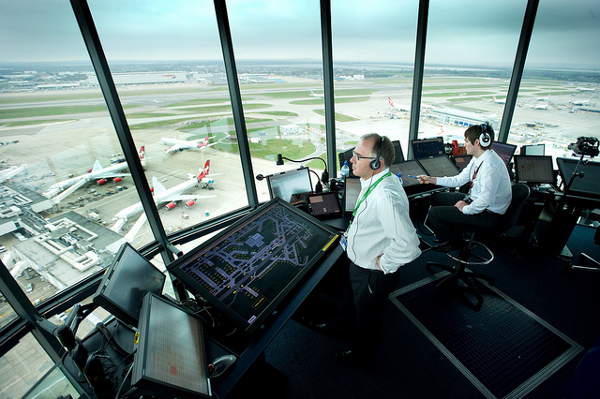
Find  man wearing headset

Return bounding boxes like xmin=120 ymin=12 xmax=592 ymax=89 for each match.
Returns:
xmin=323 ymin=133 xmax=421 ymax=366
xmin=417 ymin=123 xmax=512 ymax=252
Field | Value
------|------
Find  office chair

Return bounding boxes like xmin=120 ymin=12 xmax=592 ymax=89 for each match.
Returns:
xmin=571 ymin=208 xmax=600 ymax=273
xmin=426 ymin=183 xmax=531 ymax=310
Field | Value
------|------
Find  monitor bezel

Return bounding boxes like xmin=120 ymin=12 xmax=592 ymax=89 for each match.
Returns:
xmin=416 ymin=155 xmax=460 ymax=177
xmin=411 ymin=137 xmax=445 ymax=159
xmin=390 ymin=160 xmax=429 ymax=187
xmin=514 ymin=155 xmax=555 ymax=184
xmin=266 ymin=166 xmax=314 ymax=204
xmin=166 ymin=197 xmax=340 ymax=335
xmin=93 ymin=242 xmax=166 ymax=327
xmin=491 ymin=142 xmax=518 ymax=167
xmin=557 ymin=157 xmax=600 ymax=198
xmin=131 ymin=292 xmax=211 ymax=398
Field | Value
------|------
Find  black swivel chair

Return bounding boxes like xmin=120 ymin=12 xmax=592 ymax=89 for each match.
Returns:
xmin=426 ymin=183 xmax=531 ymax=310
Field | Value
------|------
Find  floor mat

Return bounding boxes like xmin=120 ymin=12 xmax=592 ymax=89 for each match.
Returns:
xmin=390 ymin=274 xmax=583 ymax=399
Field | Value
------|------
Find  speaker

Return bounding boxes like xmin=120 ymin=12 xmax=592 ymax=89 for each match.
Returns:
xmin=370 ymin=135 xmax=384 ymax=170
xmin=479 ymin=124 xmax=491 ymax=148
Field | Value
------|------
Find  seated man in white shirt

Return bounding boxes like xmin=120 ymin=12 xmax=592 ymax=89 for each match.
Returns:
xmin=417 ymin=123 xmax=512 ymax=252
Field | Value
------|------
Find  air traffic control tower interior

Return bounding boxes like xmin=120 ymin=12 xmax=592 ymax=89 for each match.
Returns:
xmin=1 ymin=1 xmax=600 ymax=398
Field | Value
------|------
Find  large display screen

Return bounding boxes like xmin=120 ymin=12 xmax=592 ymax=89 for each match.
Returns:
xmin=417 ymin=155 xmax=460 ymax=177
xmin=167 ymin=198 xmax=340 ymax=334
xmin=514 ymin=155 xmax=555 ymax=184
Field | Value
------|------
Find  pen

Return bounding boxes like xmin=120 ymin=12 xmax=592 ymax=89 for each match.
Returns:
xmin=408 ymin=175 xmax=420 ymax=179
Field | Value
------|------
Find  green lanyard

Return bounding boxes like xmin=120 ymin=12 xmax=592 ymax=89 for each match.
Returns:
xmin=349 ymin=171 xmax=391 ymax=225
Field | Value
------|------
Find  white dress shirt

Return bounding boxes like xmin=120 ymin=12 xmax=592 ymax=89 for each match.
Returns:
xmin=436 ymin=149 xmax=512 ymax=215
xmin=346 ymin=169 xmax=421 ymax=274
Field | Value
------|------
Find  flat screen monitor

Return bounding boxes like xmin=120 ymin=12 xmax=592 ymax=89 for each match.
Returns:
xmin=491 ymin=142 xmax=517 ymax=167
xmin=514 ymin=155 xmax=555 ymax=184
xmin=391 ymin=140 xmax=405 ymax=164
xmin=338 ymin=147 xmax=355 ymax=177
xmin=344 ymin=176 xmax=362 ymax=213
xmin=417 ymin=155 xmax=460 ymax=177
xmin=557 ymin=157 xmax=600 ymax=198
xmin=390 ymin=160 xmax=428 ymax=187
xmin=131 ymin=293 xmax=211 ymax=398
xmin=266 ymin=167 xmax=313 ymax=205
xmin=411 ymin=137 xmax=445 ymax=159
xmin=93 ymin=243 xmax=166 ymax=327
xmin=167 ymin=198 xmax=340 ymax=334
xmin=453 ymin=154 xmax=473 ymax=171
xmin=521 ymin=143 xmax=545 ymax=156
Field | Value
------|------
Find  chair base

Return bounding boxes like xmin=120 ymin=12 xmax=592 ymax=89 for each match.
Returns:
xmin=426 ymin=260 xmax=494 ymax=311
xmin=571 ymin=253 xmax=600 ymax=273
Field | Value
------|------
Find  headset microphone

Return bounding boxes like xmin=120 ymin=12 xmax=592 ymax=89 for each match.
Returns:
xmin=370 ymin=135 xmax=384 ymax=170
xmin=479 ymin=124 xmax=491 ymax=148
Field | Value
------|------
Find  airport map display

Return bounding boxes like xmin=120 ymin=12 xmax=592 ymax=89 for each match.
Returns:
xmin=168 ymin=199 xmax=339 ymax=333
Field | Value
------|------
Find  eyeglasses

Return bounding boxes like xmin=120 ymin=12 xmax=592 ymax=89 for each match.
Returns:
xmin=352 ymin=151 xmax=375 ymax=161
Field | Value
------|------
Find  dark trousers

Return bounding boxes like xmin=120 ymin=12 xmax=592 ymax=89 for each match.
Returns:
xmin=334 ymin=260 xmax=401 ymax=352
xmin=427 ymin=191 xmax=503 ymax=244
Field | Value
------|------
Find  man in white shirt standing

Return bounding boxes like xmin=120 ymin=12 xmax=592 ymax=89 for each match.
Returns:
xmin=417 ymin=123 xmax=512 ymax=252
xmin=326 ymin=133 xmax=421 ymax=366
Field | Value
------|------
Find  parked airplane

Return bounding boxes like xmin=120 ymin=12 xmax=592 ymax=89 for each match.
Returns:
xmin=43 ymin=146 xmax=145 ymax=199
xmin=576 ymin=87 xmax=597 ymax=92
xmin=388 ymin=97 xmax=410 ymax=112
xmin=570 ymin=96 xmax=594 ymax=106
xmin=111 ymin=160 xmax=216 ymax=231
xmin=492 ymin=95 xmax=506 ymax=105
xmin=310 ymin=90 xmax=324 ymax=99
xmin=161 ymin=136 xmax=213 ymax=154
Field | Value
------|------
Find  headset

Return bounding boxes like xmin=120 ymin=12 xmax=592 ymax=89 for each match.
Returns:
xmin=370 ymin=135 xmax=384 ymax=170
xmin=479 ymin=124 xmax=491 ymax=148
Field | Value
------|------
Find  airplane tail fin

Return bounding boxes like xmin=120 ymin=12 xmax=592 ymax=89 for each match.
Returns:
xmin=197 ymin=136 xmax=209 ymax=148
xmin=152 ymin=176 xmax=166 ymax=195
xmin=138 ymin=146 xmax=145 ymax=159
xmin=199 ymin=160 xmax=210 ymax=178
xmin=91 ymin=160 xmax=103 ymax=173
xmin=388 ymin=97 xmax=394 ymax=106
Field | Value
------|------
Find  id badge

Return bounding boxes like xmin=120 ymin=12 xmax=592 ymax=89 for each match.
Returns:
xmin=339 ymin=232 xmax=348 ymax=251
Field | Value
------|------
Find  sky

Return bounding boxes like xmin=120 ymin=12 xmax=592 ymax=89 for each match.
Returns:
xmin=1 ymin=0 xmax=599 ymax=70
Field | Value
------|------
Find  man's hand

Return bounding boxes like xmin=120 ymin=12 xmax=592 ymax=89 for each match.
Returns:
xmin=455 ymin=200 xmax=468 ymax=212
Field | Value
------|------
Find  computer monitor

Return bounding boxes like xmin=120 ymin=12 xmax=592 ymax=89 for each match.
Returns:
xmin=557 ymin=157 xmax=600 ymax=198
xmin=391 ymin=140 xmax=405 ymax=164
xmin=338 ymin=147 xmax=355 ymax=177
xmin=93 ymin=243 xmax=166 ymax=327
xmin=417 ymin=155 xmax=460 ymax=177
xmin=266 ymin=167 xmax=313 ymax=205
xmin=521 ymin=143 xmax=545 ymax=156
xmin=131 ymin=293 xmax=211 ymax=398
xmin=514 ymin=155 xmax=555 ymax=185
xmin=491 ymin=142 xmax=517 ymax=167
xmin=411 ymin=137 xmax=445 ymax=159
xmin=453 ymin=154 xmax=473 ymax=171
xmin=390 ymin=160 xmax=429 ymax=187
xmin=343 ymin=176 xmax=362 ymax=213
xmin=305 ymin=191 xmax=342 ymax=220
xmin=167 ymin=198 xmax=340 ymax=334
